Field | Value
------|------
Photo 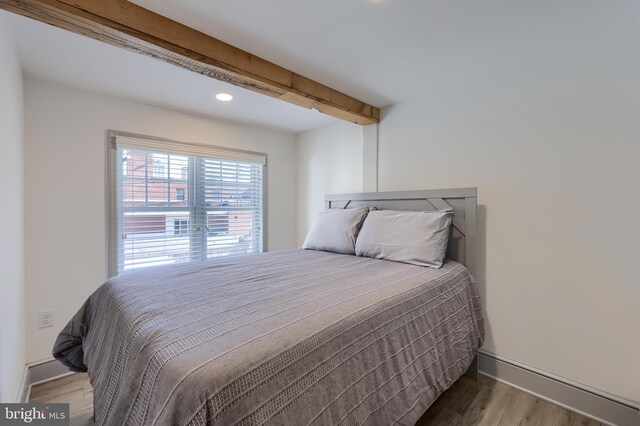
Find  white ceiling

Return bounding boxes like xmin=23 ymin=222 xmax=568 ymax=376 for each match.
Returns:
xmin=5 ymin=12 xmax=337 ymax=134
xmin=7 ymin=1 xmax=599 ymax=133
xmin=128 ymin=0 xmax=505 ymax=107
xmin=127 ymin=0 xmax=626 ymax=110
xmin=130 ymin=0 xmax=422 ymax=107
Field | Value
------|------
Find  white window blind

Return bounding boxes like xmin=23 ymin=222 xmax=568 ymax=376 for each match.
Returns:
xmin=110 ymin=134 xmax=265 ymax=273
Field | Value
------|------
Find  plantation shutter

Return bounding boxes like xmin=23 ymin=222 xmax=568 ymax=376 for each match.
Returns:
xmin=112 ymin=134 xmax=265 ymax=273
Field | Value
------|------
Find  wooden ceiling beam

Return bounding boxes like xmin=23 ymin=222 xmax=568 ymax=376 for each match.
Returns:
xmin=0 ymin=0 xmax=380 ymax=125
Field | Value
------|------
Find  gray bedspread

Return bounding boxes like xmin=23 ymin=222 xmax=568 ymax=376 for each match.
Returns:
xmin=53 ymin=249 xmax=484 ymax=426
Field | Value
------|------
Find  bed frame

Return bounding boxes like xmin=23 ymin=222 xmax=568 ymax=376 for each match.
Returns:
xmin=325 ymin=187 xmax=479 ymax=379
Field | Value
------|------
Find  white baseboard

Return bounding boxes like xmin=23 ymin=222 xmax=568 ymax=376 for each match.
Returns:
xmin=28 ymin=358 xmax=73 ymax=386
xmin=478 ymin=350 xmax=639 ymax=426
xmin=16 ymin=365 xmax=30 ymax=403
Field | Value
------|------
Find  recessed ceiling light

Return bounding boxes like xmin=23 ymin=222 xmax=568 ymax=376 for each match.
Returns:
xmin=215 ymin=93 xmax=233 ymax=102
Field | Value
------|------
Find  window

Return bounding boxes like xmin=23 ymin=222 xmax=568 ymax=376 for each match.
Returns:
xmin=108 ymin=132 xmax=266 ymax=275
xmin=176 ymin=188 xmax=185 ymax=201
xmin=151 ymin=154 xmax=168 ymax=179
xmin=174 ymin=219 xmax=189 ymax=235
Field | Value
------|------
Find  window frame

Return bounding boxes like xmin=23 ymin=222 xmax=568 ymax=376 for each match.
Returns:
xmin=106 ymin=130 xmax=268 ymax=277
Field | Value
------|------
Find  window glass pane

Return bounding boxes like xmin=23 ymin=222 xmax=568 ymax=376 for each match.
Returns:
xmin=201 ymin=158 xmax=262 ymax=259
xmin=151 ymin=153 xmax=168 ymax=179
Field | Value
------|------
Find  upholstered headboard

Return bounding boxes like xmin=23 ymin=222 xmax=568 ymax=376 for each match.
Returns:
xmin=325 ymin=188 xmax=477 ymax=276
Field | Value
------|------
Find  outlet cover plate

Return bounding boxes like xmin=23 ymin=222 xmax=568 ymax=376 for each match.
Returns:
xmin=38 ymin=310 xmax=54 ymax=329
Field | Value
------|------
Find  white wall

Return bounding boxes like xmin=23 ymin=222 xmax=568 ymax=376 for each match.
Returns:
xmin=297 ymin=4 xmax=640 ymax=404
xmin=24 ymin=79 xmax=298 ymax=363
xmin=0 ymin=13 xmax=26 ymax=402
xmin=295 ymin=121 xmax=363 ymax=244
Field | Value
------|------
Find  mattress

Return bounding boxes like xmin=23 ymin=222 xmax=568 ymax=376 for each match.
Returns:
xmin=53 ymin=249 xmax=484 ymax=426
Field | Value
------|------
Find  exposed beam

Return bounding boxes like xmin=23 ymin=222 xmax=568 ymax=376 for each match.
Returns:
xmin=0 ymin=0 xmax=380 ymax=125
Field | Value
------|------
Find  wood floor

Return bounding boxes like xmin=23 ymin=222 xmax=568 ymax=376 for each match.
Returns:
xmin=29 ymin=373 xmax=601 ymax=426
xmin=29 ymin=373 xmax=94 ymax=426
xmin=415 ymin=375 xmax=600 ymax=426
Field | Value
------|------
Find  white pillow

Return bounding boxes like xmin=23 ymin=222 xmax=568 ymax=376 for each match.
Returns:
xmin=302 ymin=208 xmax=369 ymax=254
xmin=355 ymin=209 xmax=453 ymax=268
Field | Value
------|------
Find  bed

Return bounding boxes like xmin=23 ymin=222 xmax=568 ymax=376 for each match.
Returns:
xmin=53 ymin=188 xmax=484 ymax=426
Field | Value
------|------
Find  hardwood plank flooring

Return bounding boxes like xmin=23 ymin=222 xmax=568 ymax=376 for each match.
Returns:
xmin=29 ymin=373 xmax=601 ymax=425
xmin=415 ymin=375 xmax=601 ymax=426
xmin=29 ymin=373 xmax=94 ymax=426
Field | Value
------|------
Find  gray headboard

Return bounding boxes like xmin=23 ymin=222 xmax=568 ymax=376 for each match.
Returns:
xmin=325 ymin=188 xmax=477 ymax=275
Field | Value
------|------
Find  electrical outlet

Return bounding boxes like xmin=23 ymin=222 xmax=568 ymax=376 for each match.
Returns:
xmin=38 ymin=310 xmax=54 ymax=329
